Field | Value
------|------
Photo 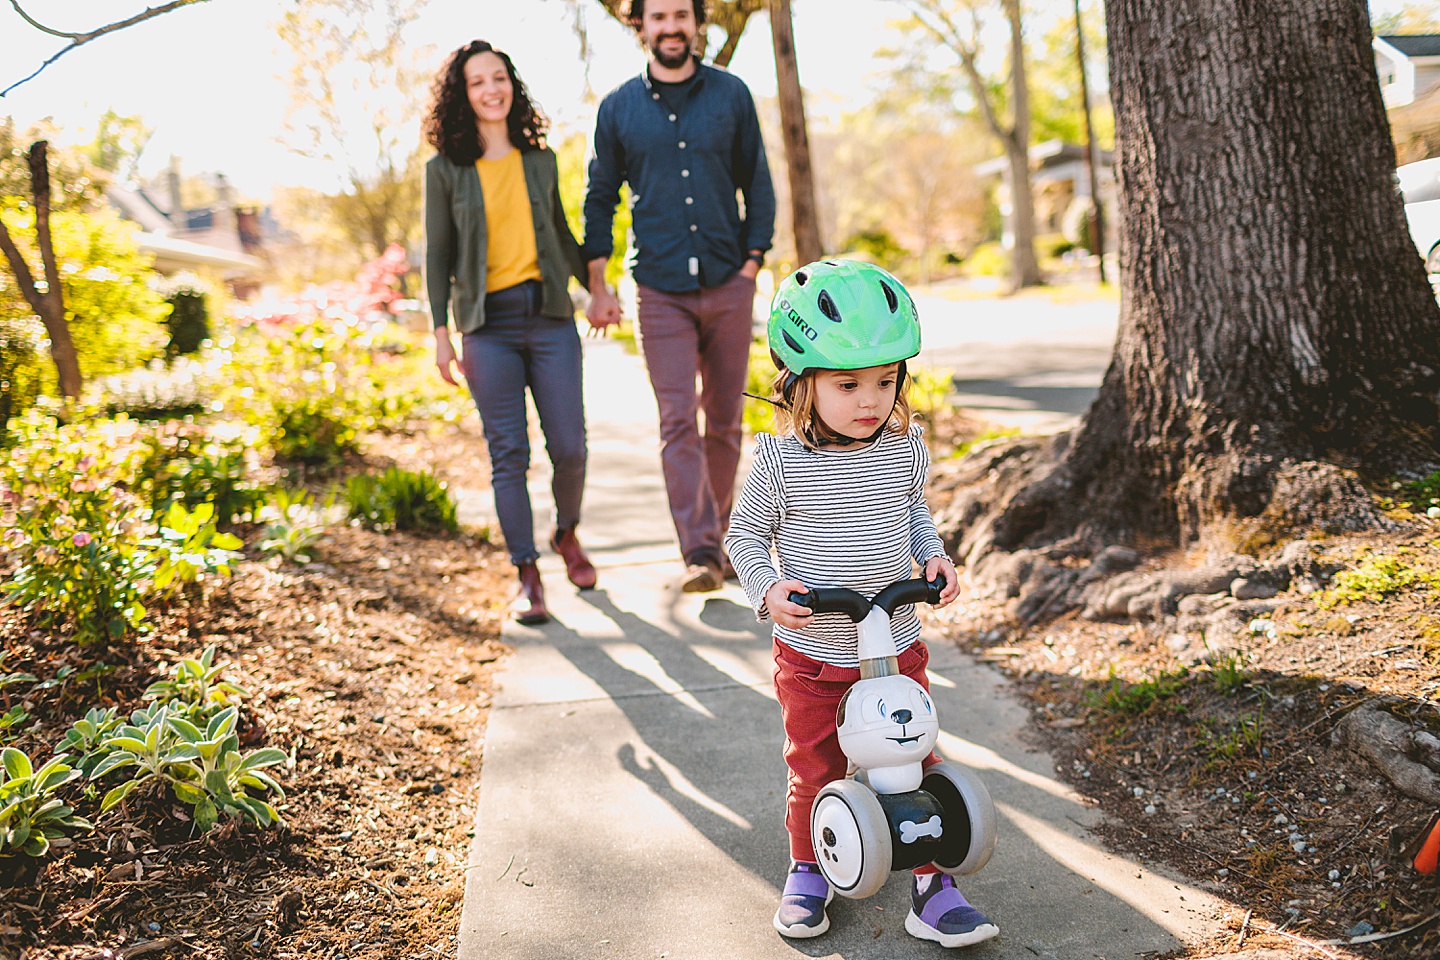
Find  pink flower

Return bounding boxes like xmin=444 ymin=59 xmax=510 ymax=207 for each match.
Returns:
xmin=72 ymin=532 xmax=93 ymax=547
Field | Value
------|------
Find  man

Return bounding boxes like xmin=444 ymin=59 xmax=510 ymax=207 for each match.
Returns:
xmin=583 ymin=0 xmax=776 ymax=593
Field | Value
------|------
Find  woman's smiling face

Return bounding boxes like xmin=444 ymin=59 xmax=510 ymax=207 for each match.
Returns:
xmin=811 ymin=364 xmax=899 ymax=442
xmin=464 ymin=51 xmax=513 ymax=126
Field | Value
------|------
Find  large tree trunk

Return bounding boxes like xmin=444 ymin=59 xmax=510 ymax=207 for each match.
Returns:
xmin=768 ymin=0 xmax=822 ymax=264
xmin=1004 ymin=0 xmax=1043 ymax=289
xmin=0 ymin=141 xmax=82 ymax=399
xmin=984 ymin=0 xmax=1440 ymax=556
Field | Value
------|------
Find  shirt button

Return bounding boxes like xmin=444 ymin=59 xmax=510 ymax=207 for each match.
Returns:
xmin=681 ymin=170 xmax=690 ymax=177
xmin=678 ymin=141 xmax=687 ymax=149
xmin=652 ymin=93 xmax=660 ymax=100
xmin=690 ymin=224 xmax=698 ymax=232
xmin=668 ymin=113 xmax=677 ymax=121
xmin=685 ymin=197 xmax=694 ymax=204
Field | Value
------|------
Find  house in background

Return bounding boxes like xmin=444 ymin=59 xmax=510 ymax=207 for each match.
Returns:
xmin=1375 ymin=35 xmax=1440 ymax=108
xmin=105 ymin=161 xmax=267 ymax=297
xmin=974 ymin=139 xmax=1117 ymax=257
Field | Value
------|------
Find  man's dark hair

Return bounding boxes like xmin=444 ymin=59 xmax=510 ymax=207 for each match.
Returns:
xmin=423 ymin=40 xmax=549 ymax=166
xmin=627 ymin=0 xmax=707 ymax=27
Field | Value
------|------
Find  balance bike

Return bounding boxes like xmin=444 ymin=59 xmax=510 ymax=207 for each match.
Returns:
xmin=789 ymin=575 xmax=998 ymax=899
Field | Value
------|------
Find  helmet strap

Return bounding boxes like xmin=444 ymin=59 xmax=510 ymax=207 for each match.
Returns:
xmin=804 ymin=360 xmax=908 ymax=448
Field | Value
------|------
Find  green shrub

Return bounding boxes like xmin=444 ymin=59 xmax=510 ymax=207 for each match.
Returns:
xmin=139 ymin=502 xmax=244 ymax=600
xmin=0 ymin=412 xmax=152 ymax=644
xmin=134 ymin=423 xmax=266 ymax=526
xmin=908 ymin=365 xmax=954 ymax=426
xmin=221 ymin=319 xmax=378 ymax=466
xmin=346 ymin=466 xmax=459 ymax=534
xmin=165 ymin=289 xmax=210 ymax=357
xmin=0 ymin=204 xmax=170 ymax=381
xmin=97 ymin=357 xmax=213 ymax=421
xmin=92 ymin=704 xmax=285 ymax=832
xmin=257 ymin=487 xmax=328 ymax=564
xmin=0 ymin=315 xmax=45 ymax=438
xmin=142 ymin=644 xmax=248 ymax=724
xmin=0 ymin=748 xmax=93 ymax=858
xmin=743 ymin=339 xmax=777 ymax=436
xmin=961 ymin=241 xmax=1009 ymax=278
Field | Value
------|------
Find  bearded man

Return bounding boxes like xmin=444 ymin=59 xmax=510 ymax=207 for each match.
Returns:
xmin=583 ymin=0 xmax=776 ymax=593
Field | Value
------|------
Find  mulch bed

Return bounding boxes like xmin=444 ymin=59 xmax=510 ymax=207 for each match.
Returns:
xmin=1 ymin=421 xmax=515 ymax=960
xmin=927 ymin=522 xmax=1440 ymax=958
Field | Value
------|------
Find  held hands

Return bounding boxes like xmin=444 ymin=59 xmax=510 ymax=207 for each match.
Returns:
xmin=585 ymin=285 xmax=623 ymax=333
xmin=739 ymin=259 xmax=760 ymax=280
xmin=925 ymin=555 xmax=961 ymax=608
xmin=764 ymin=579 xmax=815 ymax=630
xmin=434 ymin=328 xmax=460 ymax=387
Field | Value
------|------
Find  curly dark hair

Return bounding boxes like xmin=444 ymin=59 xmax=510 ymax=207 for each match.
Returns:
xmin=627 ymin=0 xmax=707 ymax=27
xmin=423 ymin=41 xmax=548 ymax=165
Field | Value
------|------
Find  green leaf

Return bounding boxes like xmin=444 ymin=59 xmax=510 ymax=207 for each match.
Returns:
xmin=204 ymin=768 xmax=232 ymax=801
xmin=171 ymin=781 xmax=205 ymax=804
xmin=237 ymin=749 xmax=288 ymax=773
xmin=106 ymin=736 xmax=148 ymax=754
xmin=193 ymin=796 xmax=218 ymax=832
xmin=90 ymin=752 xmax=138 ymax=779
xmin=101 ymin=779 xmax=140 ymax=812
xmin=167 ymin=717 xmax=203 ymax=743
xmin=212 ymin=533 xmax=243 ymax=550
xmin=21 ymin=833 xmax=48 ymax=857
xmin=1 ymin=747 xmax=33 ymax=782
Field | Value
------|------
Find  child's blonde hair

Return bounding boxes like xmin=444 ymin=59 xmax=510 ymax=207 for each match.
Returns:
xmin=770 ymin=366 xmax=913 ymax=450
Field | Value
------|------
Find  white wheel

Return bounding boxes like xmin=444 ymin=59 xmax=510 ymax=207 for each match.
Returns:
xmin=923 ymin=761 xmax=998 ymax=876
xmin=811 ymin=779 xmax=891 ymax=899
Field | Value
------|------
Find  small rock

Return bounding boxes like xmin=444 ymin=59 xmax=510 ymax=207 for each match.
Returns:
xmin=1216 ymin=868 xmax=1229 ymax=877
xmin=146 ymin=922 xmax=161 ymax=933
xmin=1328 ymin=869 xmax=1341 ymax=880
xmin=1428 ymin=506 xmax=1440 ymax=519
xmin=1133 ymin=787 xmax=1145 ymax=798
xmin=339 ymin=831 xmax=352 ymax=842
xmin=1231 ymin=577 xmax=1279 ymax=601
xmin=1292 ymin=841 xmax=1307 ymax=853
xmin=1144 ymin=804 xmax=1156 ymax=815
xmin=430 ymin=782 xmax=446 ymax=795
xmin=1348 ymin=921 xmax=1375 ymax=937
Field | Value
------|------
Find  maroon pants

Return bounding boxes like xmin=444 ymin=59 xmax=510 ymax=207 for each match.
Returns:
xmin=772 ymin=638 xmax=940 ymax=862
xmin=636 ymin=272 xmax=756 ymax=567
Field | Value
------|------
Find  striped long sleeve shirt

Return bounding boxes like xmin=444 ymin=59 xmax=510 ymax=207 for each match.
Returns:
xmin=724 ymin=424 xmax=947 ymax=668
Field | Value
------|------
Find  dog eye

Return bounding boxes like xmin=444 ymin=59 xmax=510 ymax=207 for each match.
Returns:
xmin=861 ymin=696 xmax=887 ymax=723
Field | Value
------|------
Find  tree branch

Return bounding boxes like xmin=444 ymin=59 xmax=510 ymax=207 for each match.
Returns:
xmin=2 ymin=0 xmax=212 ymax=97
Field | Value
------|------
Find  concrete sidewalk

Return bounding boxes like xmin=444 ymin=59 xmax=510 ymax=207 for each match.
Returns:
xmin=455 ymin=336 xmax=1229 ymax=960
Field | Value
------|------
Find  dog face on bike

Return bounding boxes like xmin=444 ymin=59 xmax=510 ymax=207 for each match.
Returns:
xmin=835 ymin=675 xmax=939 ymax=770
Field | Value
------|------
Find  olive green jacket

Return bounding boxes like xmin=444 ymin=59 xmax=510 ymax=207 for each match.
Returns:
xmin=424 ymin=147 xmax=588 ymax=333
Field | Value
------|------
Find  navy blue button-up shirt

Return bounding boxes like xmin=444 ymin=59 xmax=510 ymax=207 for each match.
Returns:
xmin=582 ymin=61 xmax=776 ymax=294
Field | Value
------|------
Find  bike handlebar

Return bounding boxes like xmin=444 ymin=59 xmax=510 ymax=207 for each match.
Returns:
xmin=787 ymin=574 xmax=946 ymax=623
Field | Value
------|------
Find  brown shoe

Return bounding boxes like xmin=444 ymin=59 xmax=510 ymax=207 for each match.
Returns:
xmin=513 ymin=563 xmax=550 ymax=625
xmin=680 ymin=562 xmax=723 ymax=594
xmin=551 ymin=527 xmax=598 ymax=590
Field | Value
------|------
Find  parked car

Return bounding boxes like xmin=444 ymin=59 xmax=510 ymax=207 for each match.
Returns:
xmin=1398 ymin=158 xmax=1440 ymax=274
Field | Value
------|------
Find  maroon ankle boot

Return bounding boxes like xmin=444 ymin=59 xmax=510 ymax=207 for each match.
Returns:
xmin=513 ymin=563 xmax=550 ymax=625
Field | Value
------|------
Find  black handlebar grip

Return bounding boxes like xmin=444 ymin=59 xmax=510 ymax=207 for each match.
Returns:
xmin=785 ymin=587 xmax=871 ymax=622
xmin=787 ymin=590 xmax=815 ymax=609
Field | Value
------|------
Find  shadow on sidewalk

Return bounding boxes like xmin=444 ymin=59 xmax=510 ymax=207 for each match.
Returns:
xmin=500 ymin=588 xmax=1216 ymax=957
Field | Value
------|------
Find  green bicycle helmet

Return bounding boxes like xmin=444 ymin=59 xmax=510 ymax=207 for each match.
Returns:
xmin=767 ymin=259 xmax=921 ymax=376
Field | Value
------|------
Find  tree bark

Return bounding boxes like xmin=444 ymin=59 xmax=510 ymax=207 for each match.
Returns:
xmin=988 ymin=0 xmax=1440 ymax=553
xmin=1002 ymin=0 xmax=1043 ymax=289
xmin=768 ymin=0 xmax=822 ymax=264
xmin=0 ymin=141 xmax=82 ymax=398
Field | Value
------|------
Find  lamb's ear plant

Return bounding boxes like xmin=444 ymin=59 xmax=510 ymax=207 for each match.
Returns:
xmin=143 ymin=644 xmax=247 ymax=722
xmin=93 ymin=705 xmax=285 ymax=832
xmin=53 ymin=707 xmax=122 ymax=777
xmin=0 ymin=748 xmax=93 ymax=858
xmin=257 ymin=487 xmax=327 ymax=564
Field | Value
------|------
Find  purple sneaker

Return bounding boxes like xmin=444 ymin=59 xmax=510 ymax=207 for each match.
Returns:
xmin=906 ymin=872 xmax=999 ymax=948
xmin=773 ymin=860 xmax=833 ymax=938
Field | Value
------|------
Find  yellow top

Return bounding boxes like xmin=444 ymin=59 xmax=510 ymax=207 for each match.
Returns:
xmin=476 ymin=149 xmax=543 ymax=293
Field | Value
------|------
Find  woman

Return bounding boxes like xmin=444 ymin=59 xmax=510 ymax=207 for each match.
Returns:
xmin=423 ymin=40 xmax=596 ymax=624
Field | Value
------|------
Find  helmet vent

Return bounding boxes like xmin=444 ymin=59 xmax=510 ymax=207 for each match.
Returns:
xmin=880 ymin=280 xmax=899 ymax=313
xmin=794 ymin=270 xmax=810 ymax=286
xmin=782 ymin=330 xmax=806 ymax=355
xmin=817 ymin=290 xmax=841 ymax=322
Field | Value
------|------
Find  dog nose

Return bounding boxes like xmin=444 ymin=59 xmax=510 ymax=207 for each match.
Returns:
xmin=891 ymin=709 xmax=912 ymax=724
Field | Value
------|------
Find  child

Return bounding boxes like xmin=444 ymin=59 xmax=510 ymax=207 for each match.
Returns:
xmin=725 ymin=259 xmax=999 ymax=948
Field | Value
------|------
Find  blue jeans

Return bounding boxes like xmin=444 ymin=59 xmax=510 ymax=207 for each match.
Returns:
xmin=460 ymin=280 xmax=587 ymax=566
